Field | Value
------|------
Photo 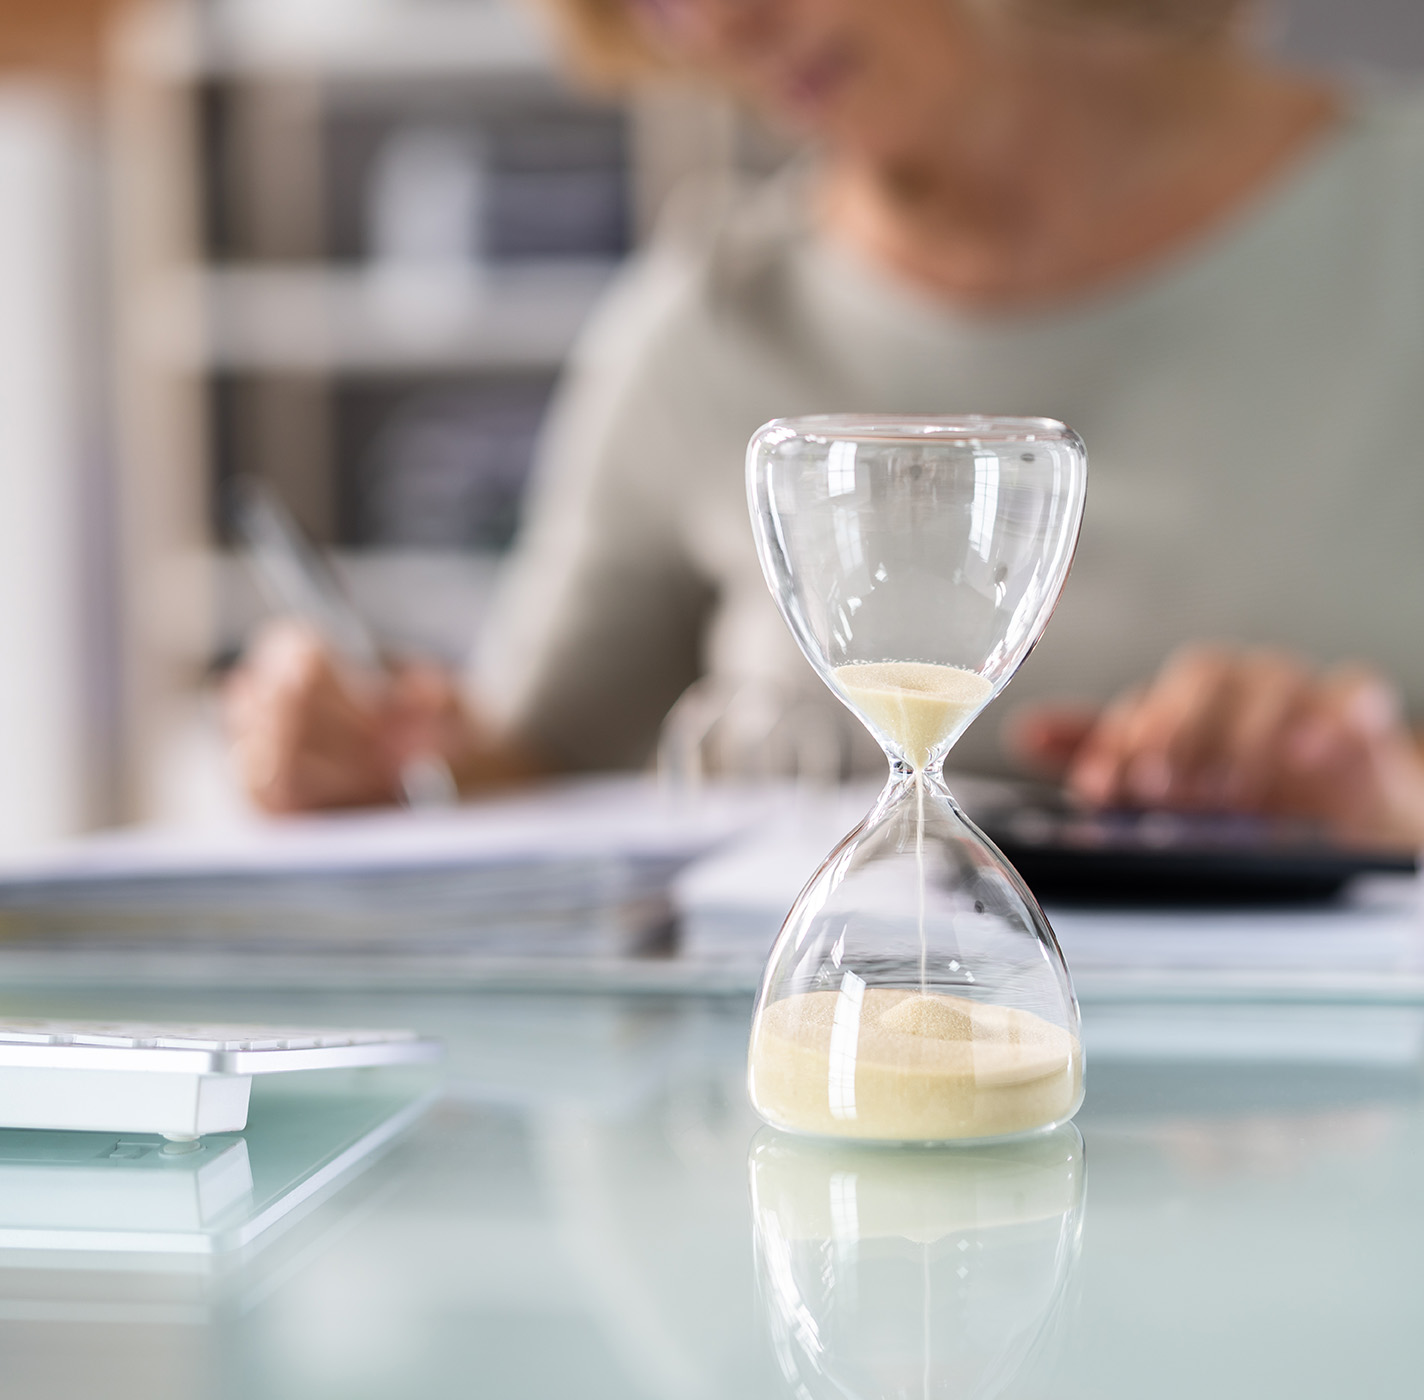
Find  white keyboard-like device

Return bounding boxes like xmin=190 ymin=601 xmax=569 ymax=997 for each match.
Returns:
xmin=0 ymin=1020 xmax=441 ymax=1141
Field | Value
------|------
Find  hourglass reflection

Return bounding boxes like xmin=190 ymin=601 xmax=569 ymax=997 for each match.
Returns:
xmin=746 ymin=417 xmax=1088 ymax=1142
xmin=750 ymin=1126 xmax=1086 ymax=1400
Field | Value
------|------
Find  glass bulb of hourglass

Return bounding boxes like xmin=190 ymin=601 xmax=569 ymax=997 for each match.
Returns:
xmin=745 ymin=416 xmax=1089 ymax=1143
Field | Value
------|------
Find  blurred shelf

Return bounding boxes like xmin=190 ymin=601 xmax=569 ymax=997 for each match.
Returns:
xmin=146 ymin=260 xmax=618 ymax=372
xmin=136 ymin=0 xmax=559 ymax=82
xmin=105 ymin=0 xmax=729 ymax=817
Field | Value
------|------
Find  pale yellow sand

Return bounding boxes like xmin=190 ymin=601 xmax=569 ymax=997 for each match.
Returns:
xmin=749 ymin=988 xmax=1082 ymax=1141
xmin=834 ymin=663 xmax=992 ymax=770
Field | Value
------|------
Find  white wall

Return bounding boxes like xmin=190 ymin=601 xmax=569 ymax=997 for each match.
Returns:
xmin=0 ymin=85 xmax=102 ymax=847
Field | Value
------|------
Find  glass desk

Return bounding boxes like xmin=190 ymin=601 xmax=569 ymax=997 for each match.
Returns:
xmin=0 ymin=982 xmax=1420 ymax=1399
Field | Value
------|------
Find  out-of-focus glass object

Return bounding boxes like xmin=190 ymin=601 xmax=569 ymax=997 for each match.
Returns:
xmin=749 ymin=1124 xmax=1086 ymax=1400
xmin=658 ymin=675 xmax=856 ymax=789
xmin=744 ymin=416 xmax=1088 ymax=1143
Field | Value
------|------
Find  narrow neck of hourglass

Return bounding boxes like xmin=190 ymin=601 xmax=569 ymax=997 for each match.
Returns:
xmin=890 ymin=756 xmax=949 ymax=786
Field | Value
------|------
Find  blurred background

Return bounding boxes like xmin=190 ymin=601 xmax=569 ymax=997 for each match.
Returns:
xmin=0 ymin=0 xmax=1421 ymax=846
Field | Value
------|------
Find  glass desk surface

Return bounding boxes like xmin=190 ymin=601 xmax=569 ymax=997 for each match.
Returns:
xmin=0 ymin=982 xmax=1420 ymax=1400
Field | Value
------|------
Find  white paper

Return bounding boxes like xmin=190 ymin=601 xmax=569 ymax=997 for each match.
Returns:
xmin=0 ymin=776 xmax=777 ymax=884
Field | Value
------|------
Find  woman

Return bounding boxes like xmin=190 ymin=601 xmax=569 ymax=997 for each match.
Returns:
xmin=226 ymin=0 xmax=1424 ymax=845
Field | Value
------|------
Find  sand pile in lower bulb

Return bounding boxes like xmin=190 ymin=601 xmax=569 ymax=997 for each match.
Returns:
xmin=749 ymin=987 xmax=1081 ymax=1141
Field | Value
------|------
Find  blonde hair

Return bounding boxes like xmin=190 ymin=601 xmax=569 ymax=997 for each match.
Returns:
xmin=535 ymin=0 xmax=1251 ymax=86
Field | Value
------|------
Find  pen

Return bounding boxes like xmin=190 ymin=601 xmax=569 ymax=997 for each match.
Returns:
xmin=228 ymin=475 xmax=460 ymax=809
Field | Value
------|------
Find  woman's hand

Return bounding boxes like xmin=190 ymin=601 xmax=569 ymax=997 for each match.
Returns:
xmin=222 ymin=621 xmax=540 ymax=813
xmin=1008 ymin=645 xmax=1424 ymax=847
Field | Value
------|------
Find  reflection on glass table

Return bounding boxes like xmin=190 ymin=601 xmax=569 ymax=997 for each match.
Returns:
xmin=750 ymin=1126 xmax=1084 ymax=1400
xmin=0 ymin=1073 xmax=432 ymax=1258
xmin=0 ymin=1130 xmax=256 ymax=1248
xmin=0 ymin=1070 xmax=435 ymax=1338
xmin=2 ymin=988 xmax=1424 ymax=1399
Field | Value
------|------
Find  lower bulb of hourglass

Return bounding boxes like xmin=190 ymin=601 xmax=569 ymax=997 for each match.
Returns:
xmin=747 ymin=768 xmax=1084 ymax=1143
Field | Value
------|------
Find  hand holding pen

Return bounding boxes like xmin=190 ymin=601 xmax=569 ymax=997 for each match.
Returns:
xmin=223 ymin=478 xmax=466 ymax=812
xmin=224 ymin=620 xmax=467 ymax=812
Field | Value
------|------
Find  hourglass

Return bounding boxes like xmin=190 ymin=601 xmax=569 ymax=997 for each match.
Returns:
xmin=745 ymin=416 xmax=1088 ymax=1143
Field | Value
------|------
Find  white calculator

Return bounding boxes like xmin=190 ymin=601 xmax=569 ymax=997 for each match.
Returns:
xmin=0 ymin=1020 xmax=441 ymax=1141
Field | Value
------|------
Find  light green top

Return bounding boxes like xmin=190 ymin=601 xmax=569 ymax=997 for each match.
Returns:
xmin=478 ymin=90 xmax=1424 ymax=775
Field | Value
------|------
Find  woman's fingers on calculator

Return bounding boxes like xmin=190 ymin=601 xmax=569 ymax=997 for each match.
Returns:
xmin=1065 ymin=646 xmax=1284 ymax=810
xmin=1127 ymin=645 xmax=1243 ymax=805
xmin=1210 ymin=651 xmax=1313 ymax=807
xmin=1060 ymin=646 xmax=1424 ymax=842
xmin=1062 ymin=685 xmax=1148 ymax=806
xmin=1003 ymin=705 xmax=1098 ymax=774
xmin=1274 ymin=666 xmax=1424 ymax=842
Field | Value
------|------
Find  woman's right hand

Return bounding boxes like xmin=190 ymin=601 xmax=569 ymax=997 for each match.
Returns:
xmin=222 ymin=622 xmax=410 ymax=813
xmin=223 ymin=621 xmax=548 ymax=813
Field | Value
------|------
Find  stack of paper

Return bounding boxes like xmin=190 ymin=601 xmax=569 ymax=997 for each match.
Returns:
xmin=7 ymin=775 xmax=1421 ymax=1002
xmin=0 ymin=778 xmax=780 ymax=960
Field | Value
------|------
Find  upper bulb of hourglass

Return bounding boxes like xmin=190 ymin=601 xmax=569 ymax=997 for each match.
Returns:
xmin=833 ymin=661 xmax=993 ymax=775
xmin=745 ymin=416 xmax=1089 ymax=1144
